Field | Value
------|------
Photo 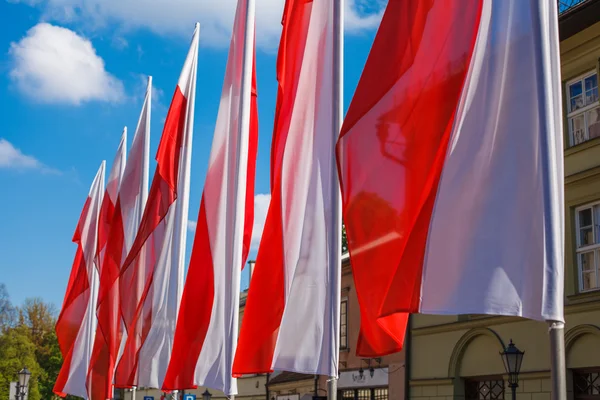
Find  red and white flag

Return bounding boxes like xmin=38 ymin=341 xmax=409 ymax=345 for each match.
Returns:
xmin=88 ymin=130 xmax=127 ymax=400
xmin=88 ymin=78 xmax=152 ymax=398
xmin=115 ymin=26 xmax=199 ymax=389
xmin=233 ymin=0 xmax=341 ymax=377
xmin=54 ymin=161 xmax=105 ymax=398
xmin=337 ymin=0 xmax=564 ymax=357
xmin=163 ymin=0 xmax=258 ymax=394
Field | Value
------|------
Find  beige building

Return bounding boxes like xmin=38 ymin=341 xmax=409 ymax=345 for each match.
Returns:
xmin=408 ymin=2 xmax=600 ymax=400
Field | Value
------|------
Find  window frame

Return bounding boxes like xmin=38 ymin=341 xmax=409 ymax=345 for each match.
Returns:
xmin=575 ymin=200 xmax=600 ymax=292
xmin=340 ymin=297 xmax=349 ymax=350
xmin=566 ymin=70 xmax=600 ymax=147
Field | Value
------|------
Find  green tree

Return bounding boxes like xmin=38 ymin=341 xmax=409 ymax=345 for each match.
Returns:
xmin=0 ymin=326 xmax=42 ymax=400
xmin=0 ymin=283 xmax=17 ymax=332
xmin=342 ymin=224 xmax=348 ymax=254
xmin=18 ymin=298 xmax=60 ymax=399
xmin=19 ymin=298 xmax=57 ymax=348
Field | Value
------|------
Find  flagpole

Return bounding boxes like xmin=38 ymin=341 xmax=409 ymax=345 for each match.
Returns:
xmin=131 ymin=386 xmax=136 ymax=400
xmin=548 ymin=321 xmax=567 ymax=400
xmin=328 ymin=0 xmax=343 ymax=400
xmin=229 ymin=0 xmax=255 ymax=398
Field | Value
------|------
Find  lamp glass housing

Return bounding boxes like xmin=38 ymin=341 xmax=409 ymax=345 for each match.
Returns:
xmin=500 ymin=340 xmax=524 ymax=386
xmin=18 ymin=367 xmax=31 ymax=389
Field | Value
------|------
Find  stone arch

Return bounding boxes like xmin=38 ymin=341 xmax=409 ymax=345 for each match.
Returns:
xmin=565 ymin=324 xmax=600 ymax=353
xmin=448 ymin=327 xmax=506 ymax=378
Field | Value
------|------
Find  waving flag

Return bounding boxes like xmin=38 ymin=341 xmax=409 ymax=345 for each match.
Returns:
xmin=337 ymin=0 xmax=564 ymax=356
xmin=163 ymin=0 xmax=257 ymax=394
xmin=88 ymin=130 xmax=127 ymax=400
xmin=54 ymin=162 xmax=105 ymax=398
xmin=115 ymin=26 xmax=199 ymax=389
xmin=88 ymin=78 xmax=152 ymax=398
xmin=233 ymin=0 xmax=341 ymax=377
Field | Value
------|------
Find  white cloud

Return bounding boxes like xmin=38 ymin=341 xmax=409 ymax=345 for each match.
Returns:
xmin=0 ymin=138 xmax=59 ymax=174
xmin=186 ymin=193 xmax=271 ymax=252
xmin=251 ymin=193 xmax=271 ymax=251
xmin=9 ymin=23 xmax=124 ymax=105
xmin=11 ymin=0 xmax=385 ymax=50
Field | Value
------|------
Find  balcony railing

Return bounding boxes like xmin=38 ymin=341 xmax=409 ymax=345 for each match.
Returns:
xmin=559 ymin=0 xmax=593 ymax=14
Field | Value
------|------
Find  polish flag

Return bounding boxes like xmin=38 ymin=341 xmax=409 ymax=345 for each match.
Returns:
xmin=88 ymin=78 xmax=152 ymax=399
xmin=233 ymin=0 xmax=341 ymax=377
xmin=115 ymin=25 xmax=199 ymax=389
xmin=88 ymin=130 xmax=127 ymax=400
xmin=337 ymin=0 xmax=564 ymax=357
xmin=54 ymin=162 xmax=105 ymax=398
xmin=163 ymin=0 xmax=258 ymax=394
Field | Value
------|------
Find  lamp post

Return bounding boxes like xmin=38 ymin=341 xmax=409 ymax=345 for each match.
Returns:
xmin=17 ymin=367 xmax=31 ymax=400
xmin=202 ymin=389 xmax=212 ymax=400
xmin=500 ymin=340 xmax=525 ymax=400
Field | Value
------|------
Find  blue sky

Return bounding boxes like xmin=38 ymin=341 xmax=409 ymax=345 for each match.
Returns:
xmin=0 ymin=0 xmax=382 ymax=308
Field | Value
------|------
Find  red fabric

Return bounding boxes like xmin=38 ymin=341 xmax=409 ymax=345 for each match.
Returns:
xmin=88 ymin=198 xmax=124 ymax=399
xmin=162 ymin=42 xmax=259 ymax=392
xmin=54 ymin=198 xmax=92 ymax=397
xmin=336 ymin=0 xmax=482 ymax=357
xmin=243 ymin=53 xmax=259 ymax=266
xmin=114 ymin=87 xmax=187 ymax=387
xmin=232 ymin=0 xmax=311 ymax=375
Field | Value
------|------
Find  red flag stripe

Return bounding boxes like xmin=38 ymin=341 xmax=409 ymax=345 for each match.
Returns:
xmin=336 ymin=0 xmax=483 ymax=356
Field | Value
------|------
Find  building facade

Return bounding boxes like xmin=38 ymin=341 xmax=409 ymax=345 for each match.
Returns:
xmin=408 ymin=2 xmax=600 ymax=400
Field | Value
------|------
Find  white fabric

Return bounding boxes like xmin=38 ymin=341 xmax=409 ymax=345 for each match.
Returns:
xmin=136 ymin=25 xmax=199 ymax=389
xmin=63 ymin=162 xmax=105 ymax=399
xmin=194 ymin=2 xmax=253 ymax=395
xmin=420 ymin=0 xmax=564 ymax=322
xmin=116 ymin=77 xmax=152 ymax=367
xmin=273 ymin=0 xmax=340 ymax=377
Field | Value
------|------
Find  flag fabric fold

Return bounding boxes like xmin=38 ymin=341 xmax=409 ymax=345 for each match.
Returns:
xmin=233 ymin=0 xmax=340 ymax=378
xmin=336 ymin=0 xmax=564 ymax=357
xmin=88 ymin=77 xmax=152 ymax=399
xmin=163 ymin=1 xmax=257 ymax=394
xmin=115 ymin=27 xmax=199 ymax=390
xmin=88 ymin=130 xmax=127 ymax=400
xmin=54 ymin=161 xmax=105 ymax=398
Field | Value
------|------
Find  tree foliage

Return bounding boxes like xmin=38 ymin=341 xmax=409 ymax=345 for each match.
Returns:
xmin=0 ymin=287 xmax=63 ymax=400
xmin=342 ymin=224 xmax=348 ymax=254
xmin=0 ymin=326 xmax=42 ymax=400
xmin=0 ymin=283 xmax=17 ymax=332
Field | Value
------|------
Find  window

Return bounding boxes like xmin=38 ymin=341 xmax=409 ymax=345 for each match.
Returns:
xmin=465 ymin=378 xmax=505 ymax=400
xmin=573 ymin=369 xmax=600 ymax=399
xmin=567 ymin=71 xmax=600 ymax=146
xmin=339 ymin=388 xmax=388 ymax=400
xmin=576 ymin=202 xmax=600 ymax=291
xmin=340 ymin=298 xmax=348 ymax=349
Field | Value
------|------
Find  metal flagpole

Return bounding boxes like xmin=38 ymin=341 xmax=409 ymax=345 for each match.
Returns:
xmin=548 ymin=321 xmax=567 ymax=400
xmin=328 ymin=0 xmax=344 ymax=399
xmin=131 ymin=386 xmax=136 ymax=400
xmin=229 ymin=0 xmax=255 ymax=398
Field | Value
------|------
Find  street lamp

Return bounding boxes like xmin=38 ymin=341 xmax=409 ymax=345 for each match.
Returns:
xmin=202 ymin=389 xmax=212 ymax=400
xmin=17 ymin=367 xmax=31 ymax=400
xmin=358 ymin=358 xmax=381 ymax=379
xmin=500 ymin=340 xmax=524 ymax=400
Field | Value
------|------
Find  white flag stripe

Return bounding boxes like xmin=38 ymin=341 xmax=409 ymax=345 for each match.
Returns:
xmin=420 ymin=0 xmax=564 ymax=321
xmin=272 ymin=0 xmax=340 ymax=376
xmin=62 ymin=161 xmax=105 ymax=399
